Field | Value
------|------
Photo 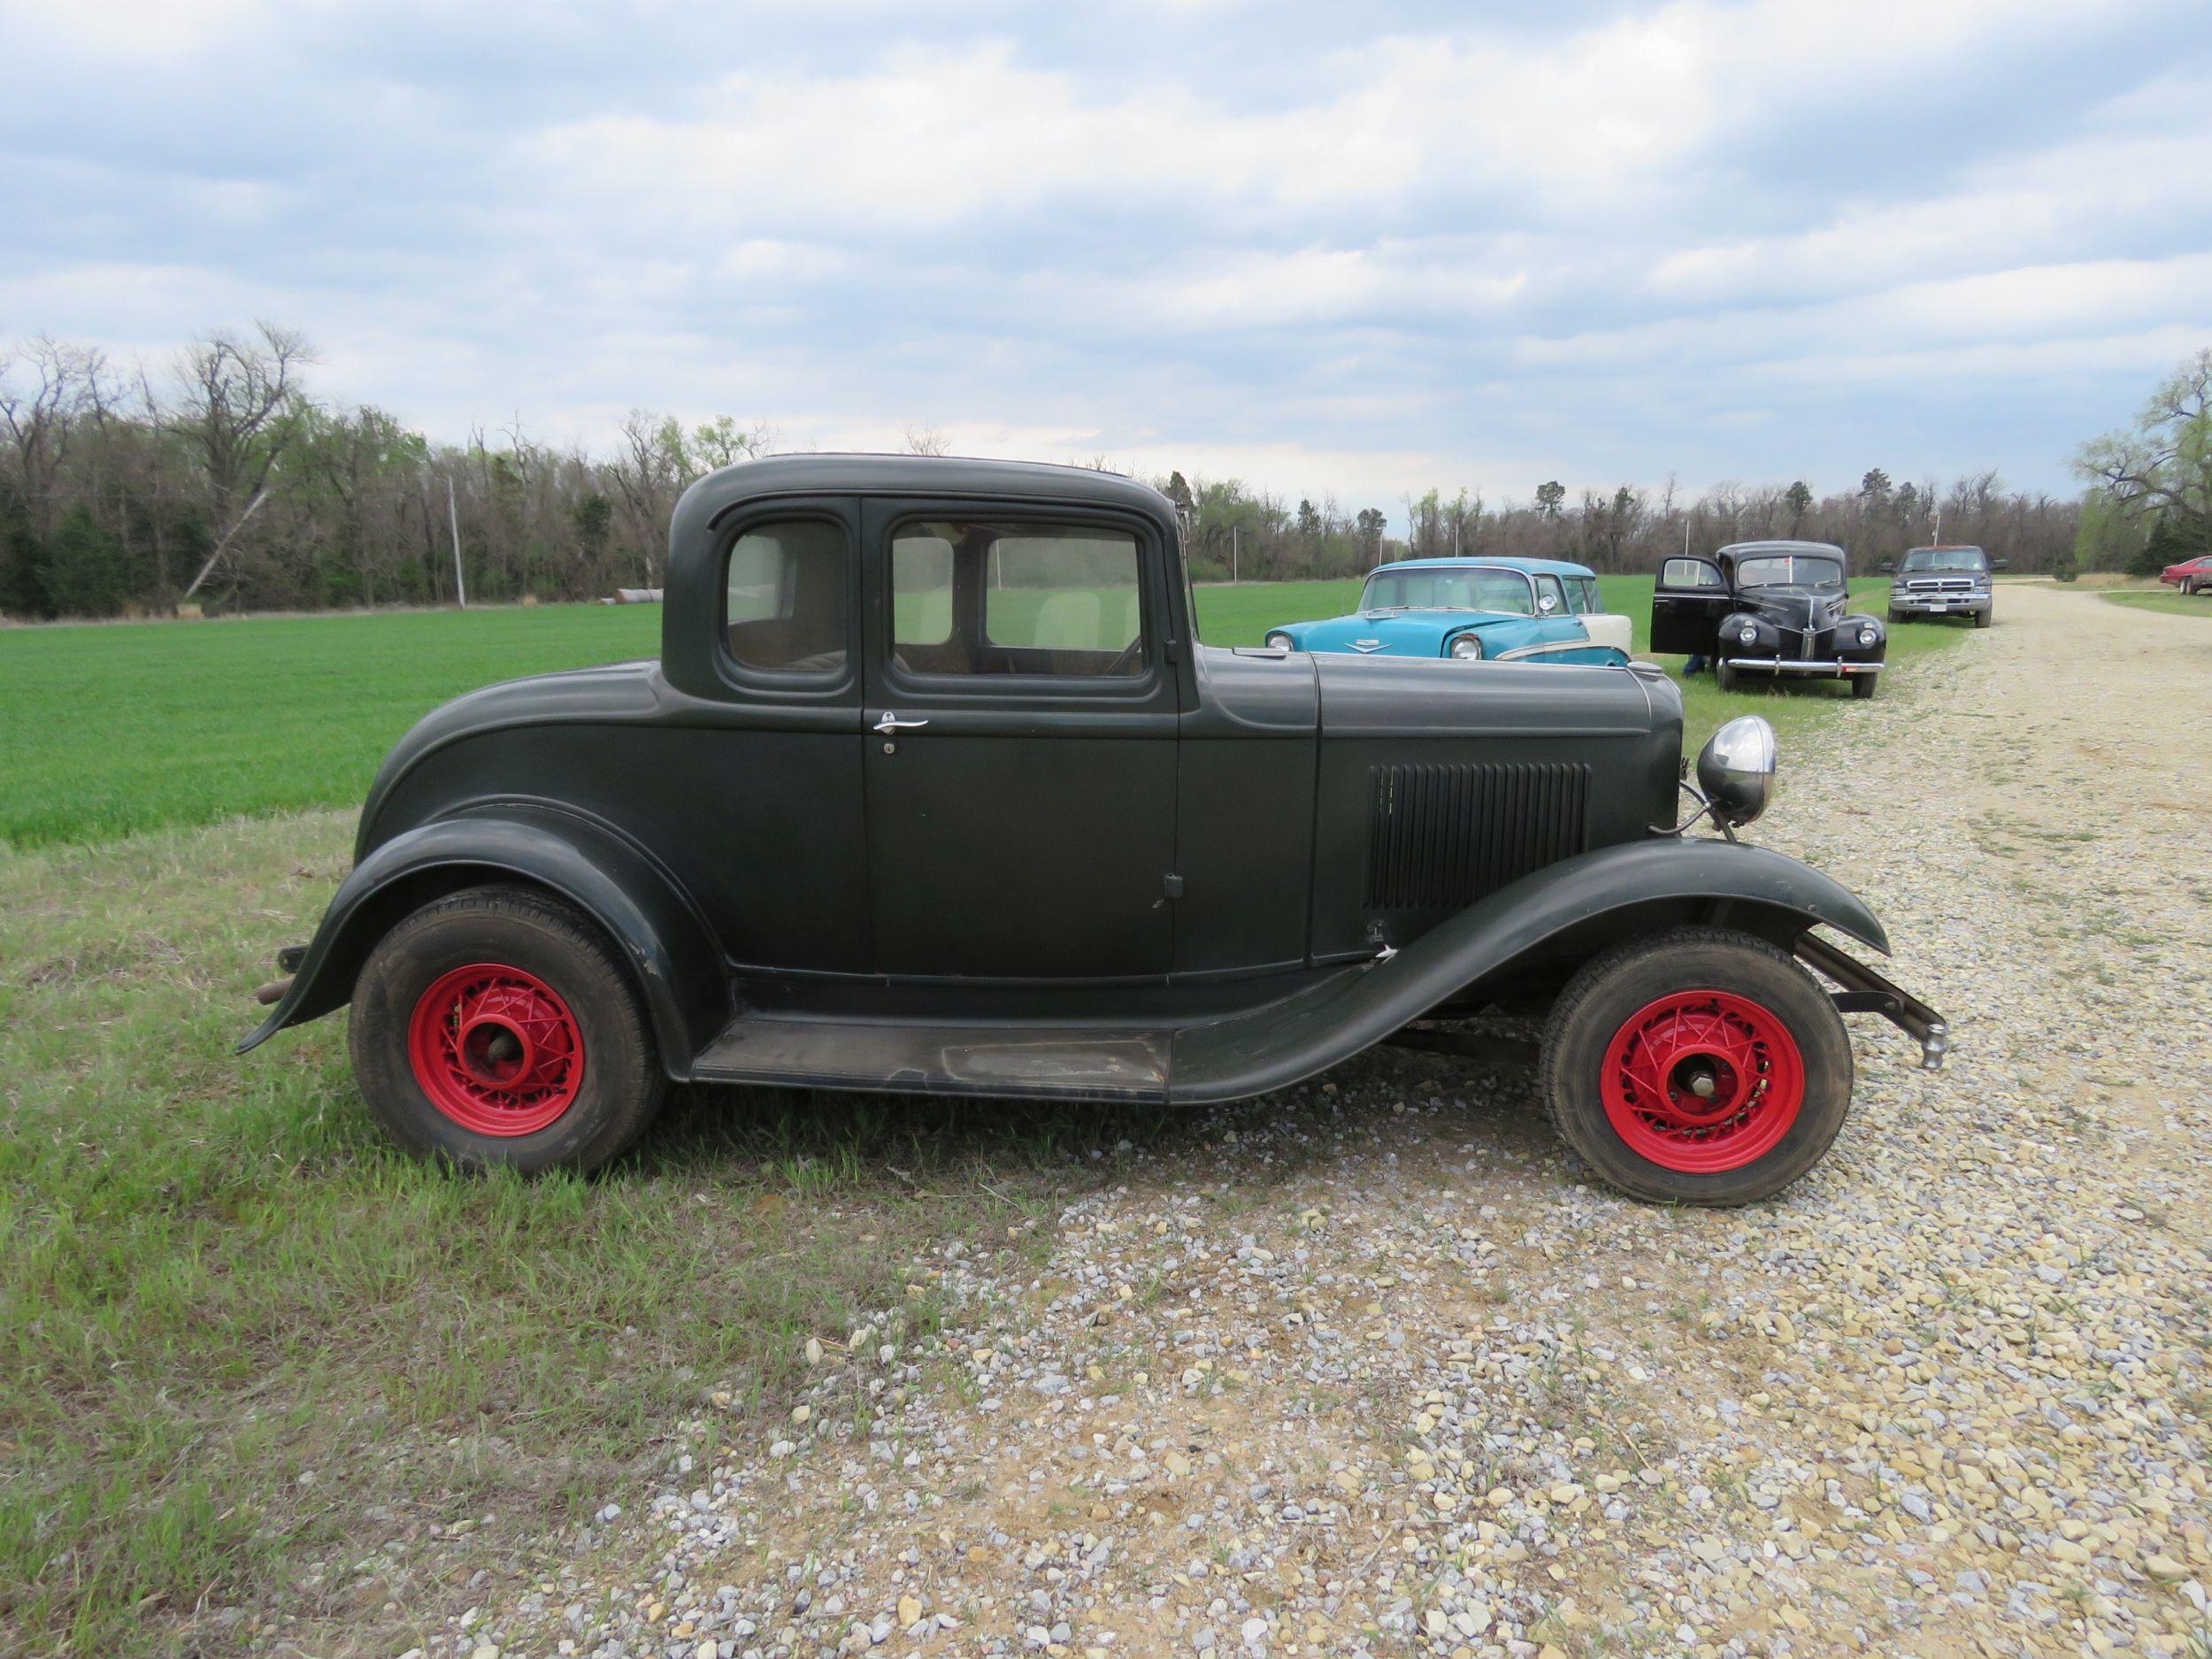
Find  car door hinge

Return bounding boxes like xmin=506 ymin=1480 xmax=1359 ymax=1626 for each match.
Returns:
xmin=1161 ymin=872 xmax=1184 ymax=900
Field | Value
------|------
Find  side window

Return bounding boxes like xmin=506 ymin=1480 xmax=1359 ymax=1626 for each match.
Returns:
xmin=1661 ymin=557 xmax=1721 ymax=589
xmin=1533 ymin=574 xmax=1566 ymax=614
xmin=1564 ymin=578 xmax=1593 ymax=614
xmin=890 ymin=519 xmax=1144 ymax=678
xmin=725 ymin=519 xmax=848 ymax=675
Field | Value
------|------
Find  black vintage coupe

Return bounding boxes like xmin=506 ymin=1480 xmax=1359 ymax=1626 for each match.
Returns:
xmin=242 ymin=457 xmax=1944 ymax=1205
xmin=1653 ymin=540 xmax=1887 ymax=698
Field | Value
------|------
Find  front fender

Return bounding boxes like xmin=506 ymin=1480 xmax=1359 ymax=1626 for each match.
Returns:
xmin=1171 ymin=836 xmax=1888 ymax=1102
xmin=236 ymin=804 xmax=728 ymax=1080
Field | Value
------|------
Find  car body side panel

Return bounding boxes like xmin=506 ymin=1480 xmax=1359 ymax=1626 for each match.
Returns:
xmin=1171 ymin=838 xmax=1889 ymax=1102
xmin=1304 ymin=656 xmax=1680 ymax=959
xmin=1174 ymin=649 xmax=1320 ymax=974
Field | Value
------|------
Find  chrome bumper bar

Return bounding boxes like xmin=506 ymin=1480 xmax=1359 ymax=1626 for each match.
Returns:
xmin=1722 ymin=657 xmax=1882 ymax=673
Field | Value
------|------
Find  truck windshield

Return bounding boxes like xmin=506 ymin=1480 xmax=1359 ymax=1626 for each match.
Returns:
xmin=1900 ymin=547 xmax=1987 ymax=573
xmin=1734 ymin=554 xmax=1843 ymax=589
xmin=1361 ymin=567 xmax=1533 ymax=615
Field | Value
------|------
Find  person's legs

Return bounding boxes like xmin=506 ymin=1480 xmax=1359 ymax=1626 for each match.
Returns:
xmin=1684 ymin=652 xmax=1707 ymax=674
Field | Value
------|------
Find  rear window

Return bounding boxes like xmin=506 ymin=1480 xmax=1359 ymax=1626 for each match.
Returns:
xmin=724 ymin=518 xmax=848 ymax=676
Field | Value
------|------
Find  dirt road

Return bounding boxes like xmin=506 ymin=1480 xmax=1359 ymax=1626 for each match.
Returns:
xmin=467 ymin=585 xmax=2212 ymax=1659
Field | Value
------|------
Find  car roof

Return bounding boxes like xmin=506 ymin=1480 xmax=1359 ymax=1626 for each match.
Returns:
xmin=1905 ymin=543 xmax=1985 ymax=553
xmin=1369 ymin=556 xmax=1597 ymax=578
xmin=673 ymin=452 xmax=1176 ymax=520
xmin=1714 ymin=540 xmax=1846 ymax=558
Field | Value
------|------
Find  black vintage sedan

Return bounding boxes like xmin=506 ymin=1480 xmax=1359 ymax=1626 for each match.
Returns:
xmin=1653 ymin=540 xmax=1887 ymax=698
xmin=241 ymin=457 xmax=1944 ymax=1206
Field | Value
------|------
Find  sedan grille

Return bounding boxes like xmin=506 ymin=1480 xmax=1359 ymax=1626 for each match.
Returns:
xmin=1365 ymin=762 xmax=1592 ymax=910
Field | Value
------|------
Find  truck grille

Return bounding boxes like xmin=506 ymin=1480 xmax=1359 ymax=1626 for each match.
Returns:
xmin=1905 ymin=577 xmax=1973 ymax=591
xmin=1364 ymin=762 xmax=1592 ymax=910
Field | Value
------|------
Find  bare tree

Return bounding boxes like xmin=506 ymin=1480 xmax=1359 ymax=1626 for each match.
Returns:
xmin=0 ymin=335 xmax=109 ymax=541
xmin=902 ymin=424 xmax=951 ymax=457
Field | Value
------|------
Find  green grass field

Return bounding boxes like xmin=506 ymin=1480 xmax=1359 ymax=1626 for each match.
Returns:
xmin=2 ymin=576 xmax=1948 ymax=850
xmin=2098 ymin=587 xmax=2212 ymax=618
xmin=0 ymin=577 xmax=1971 ymax=1654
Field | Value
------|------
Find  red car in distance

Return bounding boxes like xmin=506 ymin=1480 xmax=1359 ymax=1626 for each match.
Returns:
xmin=2160 ymin=554 xmax=2212 ymax=595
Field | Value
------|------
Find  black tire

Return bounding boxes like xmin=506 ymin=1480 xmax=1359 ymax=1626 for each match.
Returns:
xmin=1886 ymin=610 xmax=1903 ymax=625
xmin=1973 ymin=608 xmax=1992 ymax=628
xmin=349 ymin=885 xmax=666 ymax=1174
xmin=1538 ymin=926 xmax=1853 ymax=1205
xmin=1715 ymin=661 xmax=1740 ymax=693
xmin=1851 ymin=672 xmax=1878 ymax=699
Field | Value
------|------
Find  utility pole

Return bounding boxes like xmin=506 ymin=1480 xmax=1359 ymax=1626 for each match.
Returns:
xmin=447 ymin=472 xmax=467 ymax=608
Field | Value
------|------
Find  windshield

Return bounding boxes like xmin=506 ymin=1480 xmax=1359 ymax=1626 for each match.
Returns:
xmin=1734 ymin=553 xmax=1843 ymax=589
xmin=1900 ymin=547 xmax=1988 ymax=573
xmin=1361 ymin=566 xmax=1533 ymax=615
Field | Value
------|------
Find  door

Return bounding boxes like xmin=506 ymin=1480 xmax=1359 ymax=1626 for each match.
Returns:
xmin=1521 ymin=572 xmax=1616 ymax=663
xmin=859 ymin=500 xmax=1180 ymax=979
xmin=675 ymin=497 xmax=872 ymax=973
xmin=1651 ymin=556 xmax=1732 ymax=655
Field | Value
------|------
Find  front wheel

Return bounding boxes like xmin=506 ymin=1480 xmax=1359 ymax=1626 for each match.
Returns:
xmin=1714 ymin=661 xmax=1740 ymax=693
xmin=349 ymin=885 xmax=666 ymax=1173
xmin=1538 ymin=926 xmax=1853 ymax=1204
xmin=1973 ymin=608 xmax=1992 ymax=628
xmin=1851 ymin=672 xmax=1878 ymax=699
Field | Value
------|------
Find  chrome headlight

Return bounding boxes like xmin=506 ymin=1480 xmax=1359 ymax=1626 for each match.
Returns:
xmin=1448 ymin=634 xmax=1484 ymax=660
xmin=1696 ymin=715 xmax=1777 ymax=828
xmin=1736 ymin=621 xmax=1758 ymax=644
xmin=1858 ymin=624 xmax=1879 ymax=646
xmin=1264 ymin=631 xmax=1293 ymax=651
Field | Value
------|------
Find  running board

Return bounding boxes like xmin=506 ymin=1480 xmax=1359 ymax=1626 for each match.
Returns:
xmin=692 ymin=1015 xmax=1170 ymax=1102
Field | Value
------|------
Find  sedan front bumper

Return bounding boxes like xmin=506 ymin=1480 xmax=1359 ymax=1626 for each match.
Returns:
xmin=1722 ymin=658 xmax=1881 ymax=674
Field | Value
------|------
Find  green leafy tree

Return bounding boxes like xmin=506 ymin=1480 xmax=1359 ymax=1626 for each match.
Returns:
xmin=1785 ymin=480 xmax=1812 ymax=534
xmin=2077 ymin=349 xmax=2212 ymax=549
xmin=1534 ymin=480 xmax=1565 ymax=519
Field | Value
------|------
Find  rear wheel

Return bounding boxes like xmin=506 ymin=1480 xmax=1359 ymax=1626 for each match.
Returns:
xmin=1851 ymin=672 xmax=1878 ymax=699
xmin=349 ymin=885 xmax=665 ymax=1173
xmin=1539 ymin=926 xmax=1852 ymax=1205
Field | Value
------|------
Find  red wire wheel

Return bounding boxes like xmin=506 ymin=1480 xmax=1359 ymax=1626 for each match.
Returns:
xmin=405 ymin=963 xmax=586 ymax=1137
xmin=1599 ymin=989 xmax=1805 ymax=1173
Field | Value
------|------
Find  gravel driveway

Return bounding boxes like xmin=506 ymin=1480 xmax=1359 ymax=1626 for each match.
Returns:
xmin=457 ymin=585 xmax=2211 ymax=1659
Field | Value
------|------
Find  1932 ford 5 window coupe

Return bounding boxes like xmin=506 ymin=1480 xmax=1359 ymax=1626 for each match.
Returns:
xmin=242 ymin=457 xmax=1945 ymax=1205
xmin=1653 ymin=540 xmax=1887 ymax=698
xmin=1263 ymin=557 xmax=1631 ymax=666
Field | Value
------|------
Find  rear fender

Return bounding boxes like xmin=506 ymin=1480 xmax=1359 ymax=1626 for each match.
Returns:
xmin=1171 ymin=837 xmax=1887 ymax=1102
xmin=236 ymin=805 xmax=727 ymax=1080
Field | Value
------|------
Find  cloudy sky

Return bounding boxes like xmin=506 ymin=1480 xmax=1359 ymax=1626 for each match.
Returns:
xmin=4 ymin=0 xmax=2209 ymax=516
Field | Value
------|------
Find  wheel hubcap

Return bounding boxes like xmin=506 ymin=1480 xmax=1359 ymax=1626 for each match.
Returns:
xmin=406 ymin=964 xmax=585 ymax=1136
xmin=1599 ymin=989 xmax=1805 ymax=1173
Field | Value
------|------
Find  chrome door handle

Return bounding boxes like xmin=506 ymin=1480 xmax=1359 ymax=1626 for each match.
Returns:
xmin=872 ymin=713 xmax=929 ymax=734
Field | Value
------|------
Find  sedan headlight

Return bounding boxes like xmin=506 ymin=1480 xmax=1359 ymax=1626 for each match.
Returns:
xmin=1264 ymin=631 xmax=1293 ymax=651
xmin=1448 ymin=634 xmax=1484 ymax=660
xmin=1858 ymin=624 xmax=1879 ymax=646
xmin=1736 ymin=622 xmax=1758 ymax=644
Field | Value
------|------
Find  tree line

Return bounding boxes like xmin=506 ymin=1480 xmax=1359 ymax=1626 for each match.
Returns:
xmin=4 ymin=323 xmax=2201 ymax=621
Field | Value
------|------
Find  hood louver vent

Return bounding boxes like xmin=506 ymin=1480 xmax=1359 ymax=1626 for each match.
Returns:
xmin=1365 ymin=762 xmax=1593 ymax=911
